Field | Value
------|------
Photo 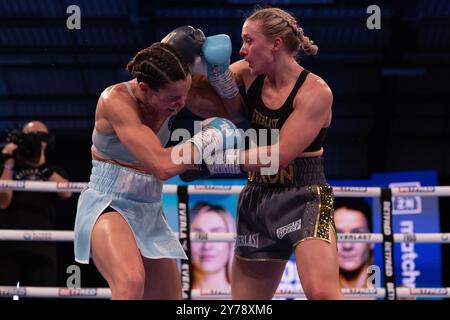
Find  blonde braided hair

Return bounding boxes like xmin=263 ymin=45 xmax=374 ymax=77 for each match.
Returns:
xmin=247 ymin=7 xmax=318 ymax=56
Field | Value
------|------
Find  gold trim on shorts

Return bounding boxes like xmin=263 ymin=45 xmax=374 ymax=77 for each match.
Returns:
xmin=293 ymin=183 xmax=336 ymax=248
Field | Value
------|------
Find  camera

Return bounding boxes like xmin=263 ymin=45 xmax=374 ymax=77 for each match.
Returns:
xmin=4 ymin=129 xmax=55 ymax=164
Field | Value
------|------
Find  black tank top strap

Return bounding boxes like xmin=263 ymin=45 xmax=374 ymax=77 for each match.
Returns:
xmin=295 ymin=69 xmax=310 ymax=91
xmin=284 ymin=69 xmax=310 ymax=105
xmin=244 ymin=68 xmax=326 ymax=152
xmin=246 ymin=75 xmax=265 ymax=97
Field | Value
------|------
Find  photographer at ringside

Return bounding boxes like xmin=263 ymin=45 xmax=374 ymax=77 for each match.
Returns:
xmin=0 ymin=121 xmax=72 ymax=288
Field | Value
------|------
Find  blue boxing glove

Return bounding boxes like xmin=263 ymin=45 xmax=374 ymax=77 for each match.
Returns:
xmin=201 ymin=35 xmax=239 ymax=99
xmin=202 ymin=35 xmax=232 ymax=78
xmin=188 ymin=117 xmax=242 ymax=161
xmin=180 ymin=117 xmax=243 ymax=182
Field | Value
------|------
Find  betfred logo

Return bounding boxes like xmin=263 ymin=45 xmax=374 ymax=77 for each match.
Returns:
xmin=58 ymin=288 xmax=97 ymax=297
xmin=410 ymin=288 xmax=448 ymax=296
xmin=56 ymin=182 xmax=87 ymax=191
xmin=0 ymin=287 xmax=27 ymax=297
xmin=342 ymin=288 xmax=378 ymax=295
xmin=200 ymin=289 xmax=229 ymax=295
xmin=0 ymin=180 xmax=25 ymax=189
xmin=397 ymin=186 xmax=435 ymax=193
xmin=193 ymin=185 xmax=232 ymax=191
xmin=333 ymin=186 xmax=368 ymax=192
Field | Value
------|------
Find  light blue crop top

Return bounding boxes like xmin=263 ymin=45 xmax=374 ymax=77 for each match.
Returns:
xmin=92 ymin=82 xmax=176 ymax=164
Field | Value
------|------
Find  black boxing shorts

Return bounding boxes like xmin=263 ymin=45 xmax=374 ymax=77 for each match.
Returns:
xmin=235 ymin=157 xmax=336 ymax=261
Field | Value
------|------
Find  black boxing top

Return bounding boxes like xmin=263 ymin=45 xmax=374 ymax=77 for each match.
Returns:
xmin=244 ymin=69 xmax=327 ymax=151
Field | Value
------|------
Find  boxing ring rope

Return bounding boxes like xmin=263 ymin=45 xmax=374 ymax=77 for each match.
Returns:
xmin=1 ymin=286 xmax=450 ymax=299
xmin=1 ymin=180 xmax=449 ymax=300
xmin=2 ymin=180 xmax=450 ymax=197
xmin=1 ymin=229 xmax=450 ymax=244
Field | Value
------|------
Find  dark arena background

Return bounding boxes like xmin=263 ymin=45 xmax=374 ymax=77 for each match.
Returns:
xmin=0 ymin=0 xmax=449 ymax=300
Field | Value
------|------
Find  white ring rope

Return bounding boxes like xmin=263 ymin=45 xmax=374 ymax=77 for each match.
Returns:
xmin=1 ymin=286 xmax=449 ymax=299
xmin=0 ymin=230 xmax=449 ymax=243
xmin=1 ymin=180 xmax=450 ymax=197
xmin=1 ymin=181 xmax=448 ymax=300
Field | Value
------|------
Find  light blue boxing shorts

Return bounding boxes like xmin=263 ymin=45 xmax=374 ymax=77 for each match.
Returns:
xmin=74 ymin=160 xmax=187 ymax=264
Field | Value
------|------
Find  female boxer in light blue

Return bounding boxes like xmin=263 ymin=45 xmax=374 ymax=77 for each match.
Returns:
xmin=74 ymin=37 xmax=240 ymax=300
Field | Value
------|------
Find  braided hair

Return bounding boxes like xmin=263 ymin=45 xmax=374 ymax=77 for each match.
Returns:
xmin=247 ymin=7 xmax=318 ymax=56
xmin=126 ymin=42 xmax=190 ymax=91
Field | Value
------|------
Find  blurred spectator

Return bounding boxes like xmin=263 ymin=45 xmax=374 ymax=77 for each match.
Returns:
xmin=0 ymin=121 xmax=72 ymax=288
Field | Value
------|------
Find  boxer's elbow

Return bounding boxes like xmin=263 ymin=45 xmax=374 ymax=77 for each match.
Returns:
xmin=138 ymin=147 xmax=173 ymax=181
xmin=150 ymin=161 xmax=175 ymax=181
xmin=143 ymin=162 xmax=167 ymax=181
xmin=153 ymin=168 xmax=172 ymax=181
